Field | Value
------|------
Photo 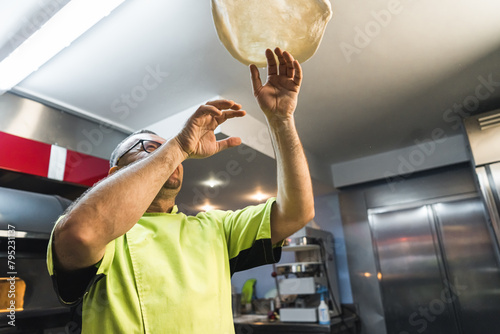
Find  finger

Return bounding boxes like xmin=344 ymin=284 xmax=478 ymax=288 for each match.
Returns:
xmin=293 ymin=60 xmax=302 ymax=87
xmin=250 ymin=64 xmax=262 ymax=95
xmin=224 ymin=109 xmax=246 ymax=118
xmin=265 ymin=48 xmax=277 ymax=75
xmin=217 ymin=109 xmax=246 ymax=123
xmin=216 ymin=136 xmax=242 ymax=153
xmin=196 ymin=104 xmax=222 ymax=118
xmin=230 ymin=102 xmax=242 ymax=110
xmin=283 ymin=51 xmax=295 ymax=78
xmin=206 ymin=99 xmax=239 ymax=111
xmin=274 ymin=47 xmax=286 ymax=76
xmin=216 ymin=110 xmax=246 ymax=126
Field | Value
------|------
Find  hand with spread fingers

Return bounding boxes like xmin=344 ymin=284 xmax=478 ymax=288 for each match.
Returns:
xmin=175 ymin=99 xmax=246 ymax=159
xmin=250 ymin=47 xmax=302 ymax=121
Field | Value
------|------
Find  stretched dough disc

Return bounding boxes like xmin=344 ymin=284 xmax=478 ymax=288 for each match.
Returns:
xmin=212 ymin=0 xmax=333 ymax=67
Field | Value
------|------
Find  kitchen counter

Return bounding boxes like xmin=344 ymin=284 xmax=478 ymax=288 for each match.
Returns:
xmin=233 ymin=308 xmax=359 ymax=334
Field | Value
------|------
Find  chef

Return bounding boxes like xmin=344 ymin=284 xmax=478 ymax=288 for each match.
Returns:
xmin=47 ymin=48 xmax=314 ymax=333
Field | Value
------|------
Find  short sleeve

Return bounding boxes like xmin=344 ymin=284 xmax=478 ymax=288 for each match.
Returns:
xmin=202 ymin=197 xmax=283 ymax=275
xmin=46 ymin=216 xmax=115 ymax=306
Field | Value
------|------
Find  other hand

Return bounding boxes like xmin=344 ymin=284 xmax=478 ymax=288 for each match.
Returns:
xmin=175 ymin=100 xmax=246 ymax=159
xmin=250 ymin=48 xmax=302 ymax=121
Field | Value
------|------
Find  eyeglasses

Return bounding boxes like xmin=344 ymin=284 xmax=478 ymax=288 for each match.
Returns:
xmin=115 ymin=139 xmax=162 ymax=166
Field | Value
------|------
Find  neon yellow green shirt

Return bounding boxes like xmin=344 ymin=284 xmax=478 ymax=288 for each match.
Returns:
xmin=47 ymin=198 xmax=282 ymax=334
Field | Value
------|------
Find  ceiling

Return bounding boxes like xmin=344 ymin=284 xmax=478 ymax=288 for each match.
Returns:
xmin=1 ymin=0 xmax=500 ymax=208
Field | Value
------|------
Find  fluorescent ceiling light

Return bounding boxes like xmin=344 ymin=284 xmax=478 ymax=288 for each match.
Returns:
xmin=0 ymin=0 xmax=127 ymax=94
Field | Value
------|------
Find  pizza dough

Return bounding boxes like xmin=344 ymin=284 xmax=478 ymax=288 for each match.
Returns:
xmin=212 ymin=0 xmax=333 ymax=67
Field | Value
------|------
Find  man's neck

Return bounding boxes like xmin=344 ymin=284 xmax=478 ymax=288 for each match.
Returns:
xmin=146 ymin=197 xmax=176 ymax=213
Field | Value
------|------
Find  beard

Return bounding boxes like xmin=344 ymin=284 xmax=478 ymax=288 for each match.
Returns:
xmin=160 ymin=166 xmax=183 ymax=192
xmin=163 ymin=177 xmax=181 ymax=189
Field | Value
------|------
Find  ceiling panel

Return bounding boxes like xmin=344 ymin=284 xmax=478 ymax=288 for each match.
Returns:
xmin=2 ymin=0 xmax=500 ymax=167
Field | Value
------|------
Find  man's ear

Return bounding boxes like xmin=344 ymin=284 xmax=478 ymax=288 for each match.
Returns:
xmin=108 ymin=166 xmax=120 ymax=175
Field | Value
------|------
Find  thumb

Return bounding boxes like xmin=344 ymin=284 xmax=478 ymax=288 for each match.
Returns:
xmin=249 ymin=64 xmax=262 ymax=95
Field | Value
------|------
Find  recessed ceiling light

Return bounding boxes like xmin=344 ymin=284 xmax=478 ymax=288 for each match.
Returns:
xmin=201 ymin=177 xmax=223 ymax=188
xmin=249 ymin=191 xmax=270 ymax=202
xmin=200 ymin=203 xmax=216 ymax=211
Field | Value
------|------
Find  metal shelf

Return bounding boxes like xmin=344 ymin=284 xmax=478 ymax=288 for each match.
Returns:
xmin=283 ymin=244 xmax=321 ymax=252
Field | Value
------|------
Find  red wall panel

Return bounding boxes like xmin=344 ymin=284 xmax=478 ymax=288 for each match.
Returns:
xmin=64 ymin=150 xmax=109 ymax=187
xmin=0 ymin=131 xmax=109 ymax=187
xmin=0 ymin=132 xmax=51 ymax=177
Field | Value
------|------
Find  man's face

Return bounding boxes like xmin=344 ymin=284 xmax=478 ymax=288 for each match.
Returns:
xmin=114 ymin=133 xmax=183 ymax=191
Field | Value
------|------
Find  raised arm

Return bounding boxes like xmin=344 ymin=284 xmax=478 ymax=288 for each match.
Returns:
xmin=53 ymin=100 xmax=245 ymax=271
xmin=250 ymin=48 xmax=315 ymax=244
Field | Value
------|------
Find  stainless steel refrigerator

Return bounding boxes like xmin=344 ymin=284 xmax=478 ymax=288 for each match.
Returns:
xmin=338 ymin=109 xmax=500 ymax=334
xmin=368 ymin=194 xmax=500 ymax=334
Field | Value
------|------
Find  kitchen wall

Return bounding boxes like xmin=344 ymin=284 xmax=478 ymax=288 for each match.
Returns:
xmin=331 ymin=134 xmax=469 ymax=188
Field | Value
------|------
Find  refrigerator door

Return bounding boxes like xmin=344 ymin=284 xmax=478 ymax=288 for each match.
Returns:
xmin=433 ymin=198 xmax=500 ymax=333
xmin=369 ymin=206 xmax=460 ymax=334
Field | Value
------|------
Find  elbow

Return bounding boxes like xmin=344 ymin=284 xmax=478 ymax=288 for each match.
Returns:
xmin=54 ymin=220 xmax=87 ymax=252
xmin=290 ymin=200 xmax=315 ymax=228
xmin=53 ymin=218 xmax=104 ymax=271
xmin=293 ymin=206 xmax=315 ymax=229
xmin=307 ymin=207 xmax=315 ymax=224
xmin=304 ymin=196 xmax=315 ymax=224
xmin=301 ymin=207 xmax=315 ymax=227
xmin=54 ymin=216 xmax=100 ymax=251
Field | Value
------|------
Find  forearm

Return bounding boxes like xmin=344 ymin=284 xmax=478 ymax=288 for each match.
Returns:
xmin=268 ymin=117 xmax=315 ymax=243
xmin=54 ymin=139 xmax=187 ymax=269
